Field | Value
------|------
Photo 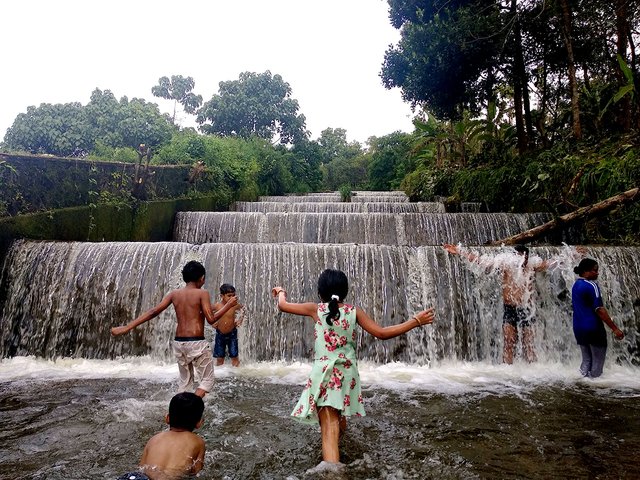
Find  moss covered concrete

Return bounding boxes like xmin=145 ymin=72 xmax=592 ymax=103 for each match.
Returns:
xmin=0 ymin=195 xmax=230 ymax=263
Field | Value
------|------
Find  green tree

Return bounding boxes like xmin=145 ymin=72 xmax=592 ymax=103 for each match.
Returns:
xmin=313 ymin=128 xmax=366 ymax=190
xmin=151 ymin=75 xmax=203 ymax=125
xmin=4 ymin=89 xmax=174 ymax=157
xmin=381 ymin=0 xmax=503 ymax=120
xmin=322 ymin=155 xmax=369 ymax=191
xmin=316 ymin=128 xmax=363 ymax=163
xmin=196 ymin=71 xmax=307 ymax=145
xmin=367 ymin=131 xmax=414 ymax=190
xmin=86 ymin=89 xmax=175 ymax=150
xmin=4 ymin=102 xmax=90 ymax=156
xmin=290 ymin=139 xmax=324 ymax=192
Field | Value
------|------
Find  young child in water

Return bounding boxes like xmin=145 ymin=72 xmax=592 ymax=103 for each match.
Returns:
xmin=272 ymin=268 xmax=435 ymax=467
xmin=212 ymin=283 xmax=245 ymax=367
xmin=117 ymin=392 xmax=206 ymax=480
xmin=111 ymin=260 xmax=237 ymax=397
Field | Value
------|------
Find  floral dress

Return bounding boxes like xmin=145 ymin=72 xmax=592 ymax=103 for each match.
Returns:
xmin=291 ymin=303 xmax=365 ymax=424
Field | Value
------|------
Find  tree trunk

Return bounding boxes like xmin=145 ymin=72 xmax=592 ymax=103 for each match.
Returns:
xmin=615 ymin=0 xmax=632 ymax=131
xmin=511 ymin=0 xmax=528 ymax=153
xmin=489 ymin=188 xmax=639 ymax=245
xmin=513 ymin=12 xmax=534 ymax=145
xmin=558 ymin=0 xmax=582 ymax=140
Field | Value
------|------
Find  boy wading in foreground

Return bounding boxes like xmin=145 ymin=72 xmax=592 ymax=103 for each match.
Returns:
xmin=117 ymin=392 xmax=207 ymax=480
xmin=111 ymin=261 xmax=237 ymax=397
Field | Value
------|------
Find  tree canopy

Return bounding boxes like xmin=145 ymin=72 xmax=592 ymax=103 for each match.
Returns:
xmin=196 ymin=71 xmax=308 ymax=145
xmin=151 ymin=75 xmax=203 ymax=125
xmin=3 ymin=89 xmax=174 ymax=157
xmin=381 ymin=0 xmax=640 ymax=149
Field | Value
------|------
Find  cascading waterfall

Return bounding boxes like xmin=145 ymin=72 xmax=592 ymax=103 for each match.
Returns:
xmin=0 ymin=189 xmax=635 ymax=364
xmin=232 ymin=201 xmax=445 ymax=213
xmin=2 ymin=240 xmax=638 ymax=366
xmin=173 ymin=211 xmax=563 ymax=245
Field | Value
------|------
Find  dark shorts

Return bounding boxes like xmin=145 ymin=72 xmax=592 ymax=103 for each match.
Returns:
xmin=213 ymin=328 xmax=239 ymax=358
xmin=503 ymin=304 xmax=535 ymax=328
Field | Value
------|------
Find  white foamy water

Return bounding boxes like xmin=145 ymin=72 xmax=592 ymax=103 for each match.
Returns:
xmin=3 ymin=356 xmax=639 ymax=396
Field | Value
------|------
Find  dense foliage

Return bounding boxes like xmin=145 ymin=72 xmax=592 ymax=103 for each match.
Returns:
xmin=381 ymin=0 xmax=640 ymax=151
xmin=196 ymin=71 xmax=307 ymax=145
xmin=3 ymin=89 xmax=176 ymax=157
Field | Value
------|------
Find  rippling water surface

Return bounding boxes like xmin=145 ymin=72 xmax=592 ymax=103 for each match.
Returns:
xmin=1 ymin=358 xmax=639 ymax=480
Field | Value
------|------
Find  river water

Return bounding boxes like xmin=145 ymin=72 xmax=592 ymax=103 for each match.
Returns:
xmin=0 ymin=191 xmax=639 ymax=479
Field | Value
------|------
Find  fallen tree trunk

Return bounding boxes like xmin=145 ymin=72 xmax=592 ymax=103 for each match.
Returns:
xmin=489 ymin=187 xmax=639 ymax=245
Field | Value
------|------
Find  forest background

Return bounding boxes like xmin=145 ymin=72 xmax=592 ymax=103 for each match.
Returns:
xmin=1 ymin=0 xmax=639 ymax=244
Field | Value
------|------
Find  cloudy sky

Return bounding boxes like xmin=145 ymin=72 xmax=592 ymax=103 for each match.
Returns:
xmin=0 ymin=0 xmax=416 ymax=145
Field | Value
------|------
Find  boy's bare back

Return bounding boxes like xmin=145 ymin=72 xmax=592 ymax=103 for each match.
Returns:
xmin=171 ymin=286 xmax=214 ymax=337
xmin=140 ymin=430 xmax=205 ymax=480
xmin=110 ymin=283 xmax=217 ymax=338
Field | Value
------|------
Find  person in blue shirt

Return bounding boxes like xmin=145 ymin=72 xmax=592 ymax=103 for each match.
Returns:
xmin=572 ymin=258 xmax=624 ymax=377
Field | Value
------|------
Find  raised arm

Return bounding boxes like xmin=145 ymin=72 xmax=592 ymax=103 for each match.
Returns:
xmin=356 ymin=307 xmax=435 ymax=340
xmin=535 ymin=245 xmax=588 ymax=272
xmin=272 ymin=287 xmax=318 ymax=319
xmin=111 ymin=292 xmax=173 ymax=336
xmin=443 ymin=243 xmax=478 ymax=262
xmin=199 ymin=290 xmax=220 ymax=326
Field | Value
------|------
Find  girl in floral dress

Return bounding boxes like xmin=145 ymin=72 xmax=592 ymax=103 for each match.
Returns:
xmin=272 ymin=269 xmax=435 ymax=466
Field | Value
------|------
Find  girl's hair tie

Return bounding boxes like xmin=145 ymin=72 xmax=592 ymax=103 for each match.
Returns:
xmin=331 ymin=294 xmax=340 ymax=301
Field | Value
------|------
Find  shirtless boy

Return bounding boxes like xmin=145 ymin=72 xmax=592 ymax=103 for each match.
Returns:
xmin=111 ymin=261 xmax=237 ymax=396
xmin=118 ymin=392 xmax=207 ymax=480
xmin=212 ymin=283 xmax=245 ymax=367
xmin=444 ymin=244 xmax=583 ymax=363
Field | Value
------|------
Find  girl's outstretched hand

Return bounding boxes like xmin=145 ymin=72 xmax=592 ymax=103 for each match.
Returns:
xmin=412 ymin=308 xmax=435 ymax=327
xmin=272 ymin=286 xmax=286 ymax=298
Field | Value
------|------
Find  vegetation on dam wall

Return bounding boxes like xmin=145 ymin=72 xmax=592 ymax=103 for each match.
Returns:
xmin=0 ymin=153 xmax=230 ymax=217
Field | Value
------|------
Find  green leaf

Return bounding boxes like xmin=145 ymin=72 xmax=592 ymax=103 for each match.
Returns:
xmin=613 ymin=84 xmax=634 ymax=103
xmin=617 ymin=54 xmax=634 ymax=84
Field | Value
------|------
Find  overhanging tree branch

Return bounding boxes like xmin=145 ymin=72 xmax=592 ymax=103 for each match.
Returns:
xmin=489 ymin=187 xmax=640 ymax=245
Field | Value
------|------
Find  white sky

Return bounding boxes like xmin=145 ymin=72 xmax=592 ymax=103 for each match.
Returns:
xmin=0 ymin=0 xmax=416 ymax=146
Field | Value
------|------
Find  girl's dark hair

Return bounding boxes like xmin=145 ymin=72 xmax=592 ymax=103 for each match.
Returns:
xmin=317 ymin=269 xmax=349 ymax=326
xmin=574 ymin=258 xmax=598 ymax=276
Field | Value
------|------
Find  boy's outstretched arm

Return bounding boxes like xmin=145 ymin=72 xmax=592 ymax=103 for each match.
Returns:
xmin=443 ymin=243 xmax=477 ymax=262
xmin=111 ymin=293 xmax=173 ymax=336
